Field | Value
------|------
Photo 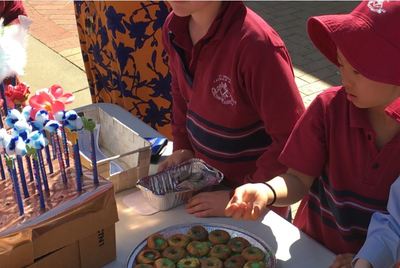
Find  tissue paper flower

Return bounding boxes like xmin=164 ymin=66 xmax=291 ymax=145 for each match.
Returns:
xmin=29 ymin=91 xmax=64 ymax=120
xmin=5 ymin=82 xmax=30 ymax=108
xmin=48 ymin=84 xmax=74 ymax=104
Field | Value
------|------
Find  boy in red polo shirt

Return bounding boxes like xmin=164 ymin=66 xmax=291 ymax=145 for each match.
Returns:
xmin=225 ymin=1 xmax=400 ymax=266
xmin=159 ymin=1 xmax=305 ymax=218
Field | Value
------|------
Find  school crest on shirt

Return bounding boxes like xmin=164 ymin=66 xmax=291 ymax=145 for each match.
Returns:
xmin=211 ymin=75 xmax=237 ymax=106
xmin=368 ymin=0 xmax=387 ymax=13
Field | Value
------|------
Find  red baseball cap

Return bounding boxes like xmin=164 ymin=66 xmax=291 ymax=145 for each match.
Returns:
xmin=307 ymin=0 xmax=400 ymax=86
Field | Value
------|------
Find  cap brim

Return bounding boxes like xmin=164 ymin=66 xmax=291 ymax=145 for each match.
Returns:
xmin=307 ymin=14 xmax=400 ymax=86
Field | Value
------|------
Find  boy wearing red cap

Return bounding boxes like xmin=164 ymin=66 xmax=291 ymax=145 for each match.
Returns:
xmin=225 ymin=1 xmax=400 ymax=266
xmin=159 ymin=1 xmax=305 ymax=218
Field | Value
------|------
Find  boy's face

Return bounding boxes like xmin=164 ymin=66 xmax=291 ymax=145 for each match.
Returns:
xmin=168 ymin=1 xmax=215 ymax=17
xmin=337 ymin=49 xmax=400 ymax=109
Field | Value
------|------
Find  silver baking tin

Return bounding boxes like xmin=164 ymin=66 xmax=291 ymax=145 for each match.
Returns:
xmin=137 ymin=159 xmax=224 ymax=211
xmin=126 ymin=222 xmax=276 ymax=268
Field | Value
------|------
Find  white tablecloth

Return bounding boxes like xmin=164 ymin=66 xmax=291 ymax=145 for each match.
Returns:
xmin=104 ymin=188 xmax=334 ymax=268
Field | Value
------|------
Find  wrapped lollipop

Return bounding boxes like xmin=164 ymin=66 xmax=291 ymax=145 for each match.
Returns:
xmin=26 ymin=131 xmax=47 ymax=210
xmin=0 ymin=129 xmax=24 ymax=216
xmin=26 ymin=130 xmax=49 ymax=192
xmin=32 ymin=110 xmax=54 ymax=175
xmin=54 ymin=110 xmax=69 ymax=167
xmin=21 ymin=106 xmax=34 ymax=181
xmin=5 ymin=109 xmax=31 ymax=198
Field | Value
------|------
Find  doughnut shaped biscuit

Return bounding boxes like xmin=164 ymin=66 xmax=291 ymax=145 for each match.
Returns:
xmin=186 ymin=241 xmax=211 ymax=257
xmin=200 ymin=257 xmax=223 ymax=268
xmin=209 ymin=244 xmax=231 ymax=260
xmin=187 ymin=225 xmax=208 ymax=241
xmin=147 ymin=233 xmax=168 ymax=250
xmin=168 ymin=234 xmax=191 ymax=248
xmin=136 ymin=249 xmax=161 ymax=264
xmin=243 ymin=260 xmax=266 ymax=268
xmin=241 ymin=246 xmax=265 ymax=262
xmin=154 ymin=258 xmax=176 ymax=268
xmin=227 ymin=237 xmax=251 ymax=253
xmin=177 ymin=257 xmax=201 ymax=268
xmin=208 ymin=229 xmax=230 ymax=245
xmin=162 ymin=246 xmax=187 ymax=263
xmin=133 ymin=264 xmax=153 ymax=268
xmin=224 ymin=255 xmax=247 ymax=268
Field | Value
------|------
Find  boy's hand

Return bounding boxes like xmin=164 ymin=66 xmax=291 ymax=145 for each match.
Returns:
xmin=157 ymin=149 xmax=194 ymax=172
xmin=185 ymin=190 xmax=231 ymax=217
xmin=225 ymin=183 xmax=270 ymax=220
xmin=329 ymin=253 xmax=355 ymax=268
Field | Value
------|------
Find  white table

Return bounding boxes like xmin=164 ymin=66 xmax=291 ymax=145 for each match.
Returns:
xmin=104 ymin=188 xmax=335 ymax=268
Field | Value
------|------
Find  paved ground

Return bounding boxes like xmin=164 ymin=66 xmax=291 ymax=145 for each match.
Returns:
xmin=23 ymin=1 xmax=358 ymax=107
xmin=20 ymin=1 xmax=358 ymax=216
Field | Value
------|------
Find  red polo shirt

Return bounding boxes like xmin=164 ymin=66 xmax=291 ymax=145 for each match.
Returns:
xmin=280 ymin=86 xmax=400 ymax=254
xmin=162 ymin=2 xmax=304 ymax=217
xmin=0 ymin=1 xmax=26 ymax=26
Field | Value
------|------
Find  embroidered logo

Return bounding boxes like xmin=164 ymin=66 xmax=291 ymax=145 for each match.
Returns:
xmin=368 ymin=0 xmax=387 ymax=14
xmin=211 ymin=75 xmax=237 ymax=106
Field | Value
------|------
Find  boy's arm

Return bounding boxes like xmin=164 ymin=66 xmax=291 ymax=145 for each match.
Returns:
xmin=239 ymin=43 xmax=305 ymax=182
xmin=353 ymin=177 xmax=400 ymax=268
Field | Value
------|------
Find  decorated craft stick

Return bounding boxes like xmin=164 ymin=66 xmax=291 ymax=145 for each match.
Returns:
xmin=66 ymin=129 xmax=82 ymax=191
xmin=30 ymin=148 xmax=45 ymax=210
xmin=44 ymin=120 xmax=67 ymax=184
xmin=0 ymin=153 xmax=5 ymax=180
xmin=6 ymin=157 xmax=24 ymax=215
xmin=27 ymin=130 xmax=49 ymax=192
xmin=44 ymin=143 xmax=53 ymax=174
xmin=50 ymin=134 xmax=57 ymax=160
xmin=37 ymin=149 xmax=49 ymax=192
xmin=25 ymin=155 xmax=33 ymax=182
xmin=61 ymin=123 xmax=70 ymax=167
xmin=54 ymin=111 xmax=70 ymax=168
xmin=16 ymin=155 xmax=29 ymax=198
xmin=82 ymin=117 xmax=98 ymax=185
xmin=0 ymin=82 xmax=9 ymax=116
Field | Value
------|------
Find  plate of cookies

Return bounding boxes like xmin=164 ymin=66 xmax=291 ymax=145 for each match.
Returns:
xmin=127 ymin=223 xmax=276 ymax=268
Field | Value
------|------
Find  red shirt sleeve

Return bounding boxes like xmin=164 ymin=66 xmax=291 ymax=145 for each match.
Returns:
xmin=0 ymin=1 xmax=27 ymax=26
xmin=238 ymin=41 xmax=305 ymax=182
xmin=279 ymin=94 xmax=328 ymax=177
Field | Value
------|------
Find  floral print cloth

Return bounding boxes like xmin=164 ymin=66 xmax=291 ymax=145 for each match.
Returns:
xmin=74 ymin=1 xmax=172 ymax=139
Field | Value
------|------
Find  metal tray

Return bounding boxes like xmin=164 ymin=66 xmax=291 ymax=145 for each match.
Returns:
xmin=137 ymin=159 xmax=224 ymax=211
xmin=126 ymin=223 xmax=276 ymax=268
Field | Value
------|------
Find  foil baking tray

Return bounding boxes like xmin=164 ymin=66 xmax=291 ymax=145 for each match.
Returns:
xmin=136 ymin=159 xmax=224 ymax=211
xmin=126 ymin=222 xmax=276 ymax=268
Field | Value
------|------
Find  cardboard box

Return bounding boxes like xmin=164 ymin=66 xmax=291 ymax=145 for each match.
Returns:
xmin=76 ymin=105 xmax=151 ymax=193
xmin=0 ymin=181 xmax=118 ymax=268
xmin=26 ymin=224 xmax=115 ymax=268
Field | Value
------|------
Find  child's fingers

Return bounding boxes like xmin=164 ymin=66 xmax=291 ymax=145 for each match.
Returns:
xmin=242 ymin=202 xmax=254 ymax=220
xmin=224 ymin=202 xmax=239 ymax=217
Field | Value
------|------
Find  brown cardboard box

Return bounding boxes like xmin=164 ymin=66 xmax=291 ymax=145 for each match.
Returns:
xmin=76 ymin=106 xmax=151 ymax=193
xmin=0 ymin=180 xmax=118 ymax=268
